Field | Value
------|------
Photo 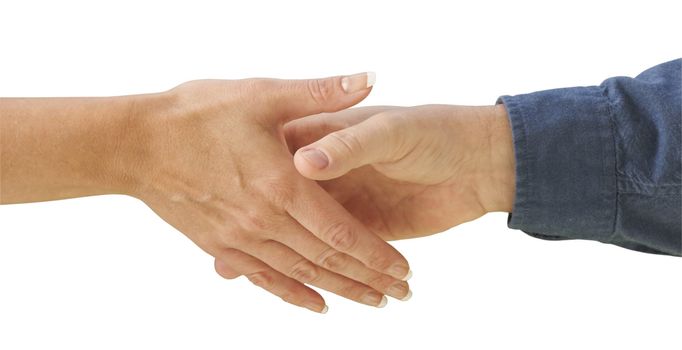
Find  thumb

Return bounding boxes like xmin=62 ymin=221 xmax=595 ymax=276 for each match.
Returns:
xmin=293 ymin=113 xmax=403 ymax=180
xmin=269 ymin=72 xmax=375 ymax=123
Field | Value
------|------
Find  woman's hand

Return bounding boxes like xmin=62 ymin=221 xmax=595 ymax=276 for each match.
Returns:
xmin=122 ymin=75 xmax=412 ymax=313
xmin=215 ymin=104 xmax=515 ymax=301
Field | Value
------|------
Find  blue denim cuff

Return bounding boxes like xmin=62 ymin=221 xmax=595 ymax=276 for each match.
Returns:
xmin=497 ymin=86 xmax=617 ymax=242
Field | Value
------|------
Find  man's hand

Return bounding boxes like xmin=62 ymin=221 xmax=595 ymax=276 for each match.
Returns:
xmin=216 ymin=105 xmax=515 ymax=302
xmin=126 ymin=75 xmax=412 ymax=313
xmin=288 ymin=104 xmax=516 ymax=239
xmin=294 ymin=105 xmax=515 ymax=239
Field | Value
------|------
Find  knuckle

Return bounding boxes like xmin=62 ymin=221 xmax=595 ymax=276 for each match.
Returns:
xmin=238 ymin=79 xmax=278 ymax=105
xmin=327 ymin=130 xmax=364 ymax=156
xmin=289 ymin=259 xmax=321 ymax=283
xmin=191 ymin=231 xmax=216 ymax=250
xmin=243 ymin=78 xmax=275 ymax=93
xmin=366 ymin=250 xmax=393 ymax=271
xmin=324 ymin=222 xmax=358 ymax=252
xmin=218 ymin=229 xmax=248 ymax=248
xmin=254 ymin=173 xmax=296 ymax=209
xmin=338 ymin=284 xmax=368 ymax=301
xmin=307 ymin=78 xmax=335 ymax=105
xmin=371 ymin=110 xmax=413 ymax=160
xmin=267 ymin=184 xmax=295 ymax=209
xmin=316 ymin=248 xmax=350 ymax=271
xmin=279 ymin=292 xmax=298 ymax=305
xmin=237 ymin=210 xmax=270 ymax=233
xmin=364 ymin=273 xmax=394 ymax=290
xmin=245 ymin=270 xmax=273 ymax=289
xmin=371 ymin=112 xmax=400 ymax=136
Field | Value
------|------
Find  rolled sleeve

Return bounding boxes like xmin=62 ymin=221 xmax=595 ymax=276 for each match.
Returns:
xmin=497 ymin=59 xmax=681 ymax=256
xmin=497 ymin=86 xmax=618 ymax=242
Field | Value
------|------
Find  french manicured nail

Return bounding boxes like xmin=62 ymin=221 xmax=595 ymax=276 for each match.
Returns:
xmin=305 ymin=302 xmax=328 ymax=314
xmin=400 ymin=290 xmax=413 ymax=301
xmin=388 ymin=265 xmax=412 ymax=281
xmin=403 ymin=269 xmax=413 ymax=281
xmin=387 ymin=283 xmax=410 ymax=300
xmin=363 ymin=291 xmax=386 ymax=307
xmin=341 ymin=72 xmax=376 ymax=93
xmin=300 ymin=149 xmax=328 ymax=169
xmin=377 ymin=295 xmax=388 ymax=308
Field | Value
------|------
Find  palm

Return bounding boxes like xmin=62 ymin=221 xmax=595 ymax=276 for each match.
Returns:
xmin=316 ymin=165 xmax=482 ymax=240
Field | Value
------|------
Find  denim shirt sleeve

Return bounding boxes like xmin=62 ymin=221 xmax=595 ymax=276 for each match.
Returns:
xmin=497 ymin=59 xmax=681 ymax=256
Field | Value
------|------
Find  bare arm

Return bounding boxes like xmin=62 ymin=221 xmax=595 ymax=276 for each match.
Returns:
xmin=0 ymin=74 xmax=413 ymax=313
xmin=0 ymin=95 xmax=147 ymax=203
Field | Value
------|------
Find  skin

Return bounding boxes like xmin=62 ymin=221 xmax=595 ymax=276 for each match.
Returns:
xmin=0 ymin=74 xmax=413 ymax=314
xmin=216 ymin=104 xmax=516 ymax=306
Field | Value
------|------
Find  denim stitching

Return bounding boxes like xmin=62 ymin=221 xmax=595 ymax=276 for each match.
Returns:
xmin=600 ymin=85 xmax=620 ymax=241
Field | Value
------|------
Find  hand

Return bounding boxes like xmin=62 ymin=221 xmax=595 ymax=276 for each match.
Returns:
xmin=126 ymin=75 xmax=412 ymax=313
xmin=216 ymin=105 xmax=515 ymax=304
xmin=215 ymin=104 xmax=515 ymax=302
xmin=288 ymin=105 xmax=516 ymax=240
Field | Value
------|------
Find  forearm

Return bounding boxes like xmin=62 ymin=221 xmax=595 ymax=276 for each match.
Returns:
xmin=0 ymin=95 xmax=151 ymax=203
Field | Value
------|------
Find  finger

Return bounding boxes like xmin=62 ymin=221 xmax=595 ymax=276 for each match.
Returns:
xmin=246 ymin=240 xmax=388 ymax=308
xmin=293 ymin=112 xmax=408 ymax=181
xmin=284 ymin=106 xmax=396 ymax=153
xmin=214 ymin=258 xmax=242 ymax=279
xmin=267 ymin=72 xmax=376 ymax=123
xmin=216 ymin=248 xmax=328 ymax=313
xmin=288 ymin=179 xmax=412 ymax=281
xmin=275 ymin=220 xmax=412 ymax=301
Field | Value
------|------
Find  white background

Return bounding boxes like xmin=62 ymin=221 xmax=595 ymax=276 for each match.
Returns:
xmin=0 ymin=0 xmax=680 ymax=349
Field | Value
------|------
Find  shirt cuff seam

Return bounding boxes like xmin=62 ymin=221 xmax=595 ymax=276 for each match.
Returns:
xmin=496 ymin=96 xmax=530 ymax=228
xmin=599 ymin=85 xmax=620 ymax=242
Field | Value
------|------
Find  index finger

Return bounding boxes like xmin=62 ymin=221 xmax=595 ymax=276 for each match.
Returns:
xmin=283 ymin=106 xmax=396 ymax=153
xmin=287 ymin=180 xmax=412 ymax=280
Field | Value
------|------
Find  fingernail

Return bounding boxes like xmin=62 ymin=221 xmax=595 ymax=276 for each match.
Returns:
xmin=300 ymin=148 xmax=329 ymax=169
xmin=400 ymin=290 xmax=413 ymax=301
xmin=387 ymin=283 xmax=410 ymax=300
xmin=388 ymin=265 xmax=412 ymax=281
xmin=403 ymin=269 xmax=413 ymax=281
xmin=305 ymin=302 xmax=327 ymax=314
xmin=362 ymin=291 xmax=386 ymax=307
xmin=377 ymin=295 xmax=388 ymax=308
xmin=341 ymin=72 xmax=376 ymax=94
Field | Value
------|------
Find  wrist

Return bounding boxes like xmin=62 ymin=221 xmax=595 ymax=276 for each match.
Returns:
xmin=107 ymin=91 xmax=174 ymax=198
xmin=478 ymin=104 xmax=516 ymax=213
